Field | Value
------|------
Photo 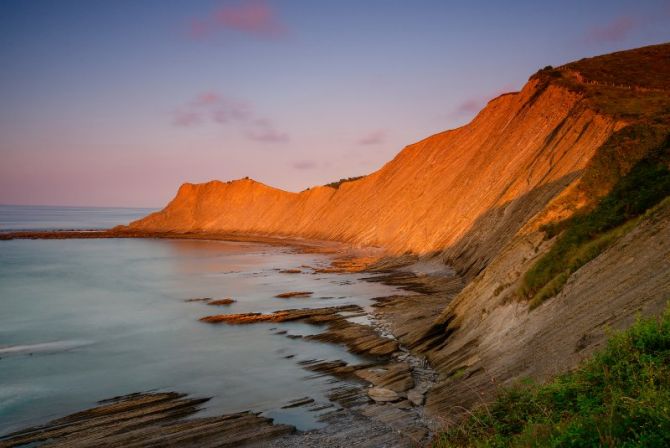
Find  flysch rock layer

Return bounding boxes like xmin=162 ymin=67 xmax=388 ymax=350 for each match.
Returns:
xmin=0 ymin=392 xmax=294 ymax=448
xmin=420 ymin=198 xmax=670 ymax=416
xmin=122 ymin=78 xmax=617 ymax=281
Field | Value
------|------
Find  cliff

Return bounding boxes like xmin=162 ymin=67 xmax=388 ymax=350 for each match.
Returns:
xmin=126 ymin=71 xmax=620 ymax=279
xmin=373 ymin=43 xmax=670 ymax=416
xmin=125 ymin=43 xmax=670 ymax=417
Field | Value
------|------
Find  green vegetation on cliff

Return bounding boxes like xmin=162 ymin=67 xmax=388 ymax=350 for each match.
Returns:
xmin=561 ymin=43 xmax=670 ymax=91
xmin=518 ymin=43 xmax=670 ymax=307
xmin=435 ymin=306 xmax=670 ymax=447
xmin=519 ymin=136 xmax=670 ymax=308
xmin=532 ymin=43 xmax=670 ymax=122
xmin=325 ymin=175 xmax=364 ymax=189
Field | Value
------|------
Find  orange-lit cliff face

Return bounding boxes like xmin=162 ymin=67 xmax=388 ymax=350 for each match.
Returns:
xmin=125 ymin=44 xmax=670 ymax=419
xmin=127 ymin=78 xmax=617 ymax=277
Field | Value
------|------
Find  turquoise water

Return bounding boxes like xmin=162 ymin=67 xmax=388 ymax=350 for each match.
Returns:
xmin=0 ymin=210 xmax=400 ymax=435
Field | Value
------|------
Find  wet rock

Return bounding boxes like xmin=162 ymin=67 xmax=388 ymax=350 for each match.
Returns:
xmin=300 ymin=359 xmax=373 ymax=378
xmin=275 ymin=291 xmax=313 ymax=298
xmin=303 ymin=313 xmax=341 ymax=323
xmin=207 ymin=298 xmax=236 ymax=306
xmin=279 ymin=269 xmax=302 ymax=274
xmin=201 ymin=312 xmax=279 ymax=324
xmin=393 ymin=400 xmax=413 ymax=410
xmin=281 ymin=397 xmax=315 ymax=409
xmin=328 ymin=385 xmax=370 ymax=408
xmin=367 ymin=387 xmax=400 ymax=402
xmin=306 ymin=320 xmax=398 ymax=357
xmin=354 ymin=363 xmax=414 ymax=392
xmin=312 ymin=256 xmax=378 ymax=273
xmin=200 ymin=305 xmax=362 ymax=324
xmin=202 ymin=303 xmax=398 ymax=359
xmin=307 ymin=402 xmax=334 ymax=412
xmin=0 ymin=392 xmax=294 ymax=447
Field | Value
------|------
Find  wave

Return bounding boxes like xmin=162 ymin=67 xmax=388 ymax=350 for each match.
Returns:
xmin=0 ymin=340 xmax=92 ymax=356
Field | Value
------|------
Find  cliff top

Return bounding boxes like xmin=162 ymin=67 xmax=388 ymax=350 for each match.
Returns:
xmin=531 ymin=42 xmax=670 ymax=122
xmin=561 ymin=42 xmax=670 ymax=90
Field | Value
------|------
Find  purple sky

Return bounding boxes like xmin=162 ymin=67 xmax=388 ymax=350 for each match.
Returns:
xmin=1 ymin=0 xmax=669 ymax=207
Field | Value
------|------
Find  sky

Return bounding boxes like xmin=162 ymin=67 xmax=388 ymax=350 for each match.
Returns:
xmin=1 ymin=0 xmax=669 ymax=207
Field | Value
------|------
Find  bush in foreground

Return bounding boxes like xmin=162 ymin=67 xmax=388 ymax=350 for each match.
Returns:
xmin=434 ymin=306 xmax=670 ymax=447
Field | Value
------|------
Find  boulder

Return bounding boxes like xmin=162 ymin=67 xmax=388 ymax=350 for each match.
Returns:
xmin=368 ymin=387 xmax=400 ymax=402
xmin=407 ymin=389 xmax=425 ymax=406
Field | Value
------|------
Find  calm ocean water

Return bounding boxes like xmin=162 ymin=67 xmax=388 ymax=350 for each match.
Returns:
xmin=0 ymin=204 xmax=156 ymax=232
xmin=0 ymin=207 xmax=400 ymax=434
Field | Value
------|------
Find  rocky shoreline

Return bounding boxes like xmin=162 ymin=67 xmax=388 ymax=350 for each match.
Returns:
xmin=0 ymin=234 xmax=460 ymax=447
xmin=195 ymin=265 xmax=453 ymax=447
xmin=0 ymin=392 xmax=295 ymax=448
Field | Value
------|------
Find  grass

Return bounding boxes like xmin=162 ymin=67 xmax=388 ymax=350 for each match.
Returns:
xmin=518 ymin=137 xmax=670 ymax=307
xmin=576 ymin=124 xmax=669 ymax=199
xmin=527 ymin=218 xmax=640 ymax=309
xmin=560 ymin=43 xmax=670 ymax=91
xmin=434 ymin=305 xmax=670 ymax=447
xmin=531 ymin=55 xmax=670 ymax=123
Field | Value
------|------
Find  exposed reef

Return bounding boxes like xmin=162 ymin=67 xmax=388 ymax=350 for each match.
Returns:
xmin=0 ymin=392 xmax=294 ymax=448
xmin=275 ymin=291 xmax=313 ymax=299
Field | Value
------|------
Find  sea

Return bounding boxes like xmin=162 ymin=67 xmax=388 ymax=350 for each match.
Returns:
xmin=0 ymin=205 xmax=401 ymax=434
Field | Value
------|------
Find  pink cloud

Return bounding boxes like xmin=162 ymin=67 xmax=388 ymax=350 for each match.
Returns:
xmin=172 ymin=110 xmax=202 ymax=127
xmin=214 ymin=0 xmax=286 ymax=36
xmin=173 ymin=93 xmax=251 ymax=125
xmin=247 ymin=118 xmax=289 ymax=143
xmin=173 ymin=91 xmax=288 ymax=143
xmin=358 ymin=130 xmax=386 ymax=145
xmin=195 ymin=91 xmax=222 ymax=105
xmin=173 ymin=92 xmax=253 ymax=126
xmin=583 ymin=16 xmax=636 ymax=44
xmin=247 ymin=125 xmax=289 ymax=143
xmin=188 ymin=19 xmax=210 ymax=39
xmin=211 ymin=101 xmax=252 ymax=123
xmin=188 ymin=0 xmax=286 ymax=40
xmin=292 ymin=160 xmax=317 ymax=170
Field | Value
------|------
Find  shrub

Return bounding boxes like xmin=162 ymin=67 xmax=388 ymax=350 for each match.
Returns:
xmin=325 ymin=175 xmax=364 ymax=189
xmin=519 ymin=137 xmax=670 ymax=306
xmin=434 ymin=306 xmax=670 ymax=447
